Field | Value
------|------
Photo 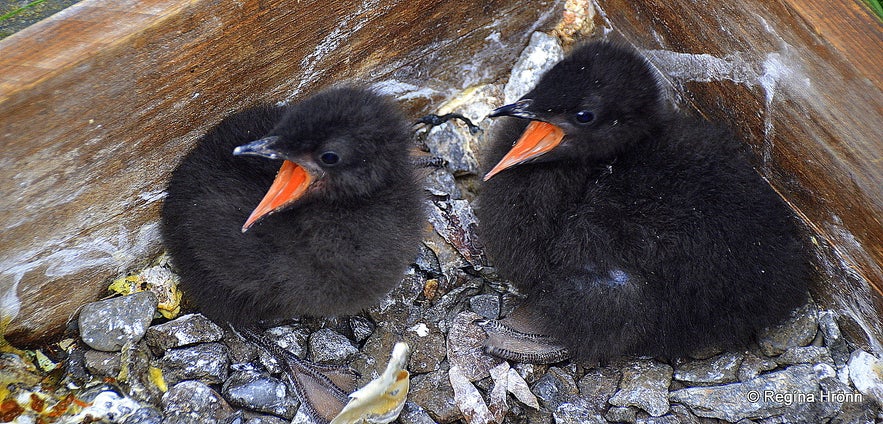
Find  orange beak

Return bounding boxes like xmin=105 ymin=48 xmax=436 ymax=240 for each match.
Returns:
xmin=483 ymin=121 xmax=565 ymax=181
xmin=241 ymin=160 xmax=312 ymax=232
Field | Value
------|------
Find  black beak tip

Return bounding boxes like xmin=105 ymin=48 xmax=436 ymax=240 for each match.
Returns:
xmin=488 ymin=99 xmax=536 ymax=119
xmin=233 ymin=136 xmax=284 ymax=159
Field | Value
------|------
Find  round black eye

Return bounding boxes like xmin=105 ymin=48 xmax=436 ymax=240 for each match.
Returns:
xmin=319 ymin=152 xmax=340 ymax=165
xmin=575 ymin=110 xmax=595 ymax=124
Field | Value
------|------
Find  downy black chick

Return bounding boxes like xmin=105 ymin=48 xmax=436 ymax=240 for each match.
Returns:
xmin=476 ymin=41 xmax=811 ymax=363
xmin=161 ymin=87 xmax=423 ymax=422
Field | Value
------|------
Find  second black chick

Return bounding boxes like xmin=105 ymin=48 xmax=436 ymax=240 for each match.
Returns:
xmin=476 ymin=41 xmax=811 ymax=363
xmin=161 ymin=87 xmax=423 ymax=422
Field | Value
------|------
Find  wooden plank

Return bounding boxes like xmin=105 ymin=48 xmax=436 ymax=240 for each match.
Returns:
xmin=593 ymin=0 xmax=883 ymax=350
xmin=0 ymin=0 xmax=563 ymax=345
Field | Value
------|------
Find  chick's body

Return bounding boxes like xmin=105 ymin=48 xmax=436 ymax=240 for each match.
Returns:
xmin=161 ymin=89 xmax=423 ymax=325
xmin=477 ymin=42 xmax=810 ymax=362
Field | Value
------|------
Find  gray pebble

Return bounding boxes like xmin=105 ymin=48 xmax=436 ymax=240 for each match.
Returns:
xmin=308 ymin=328 xmax=357 ymax=364
xmin=222 ymin=370 xmax=299 ymax=419
xmin=265 ymin=323 xmax=311 ymax=359
xmin=609 ymin=358 xmax=673 ymax=417
xmin=398 ymin=401 xmax=438 ymax=424
xmin=79 ymin=291 xmax=158 ymax=351
xmin=404 ymin=321 xmax=446 ymax=373
xmin=577 ymin=366 xmax=621 ymax=413
xmin=223 ymin=410 xmax=290 ymax=424
xmin=738 ymin=351 xmax=779 ymax=382
xmin=409 ymin=367 xmax=460 ymax=423
xmin=154 ymin=342 xmax=230 ymax=386
xmin=162 ymin=380 xmax=233 ymax=424
xmin=553 ymin=398 xmax=606 ymax=424
xmin=758 ymin=302 xmax=819 ymax=357
xmin=775 ymin=346 xmax=833 ymax=366
xmin=531 ymin=366 xmax=579 ymax=408
xmin=84 ymin=349 xmax=121 ymax=377
xmin=144 ymin=313 xmax=224 ymax=352
xmin=670 ymin=364 xmax=837 ymax=422
xmin=605 ymin=406 xmax=639 ymax=423
xmin=674 ymin=351 xmax=743 ymax=385
xmin=349 ymin=315 xmax=375 ymax=343
xmin=469 ymin=294 xmax=501 ymax=319
xmin=121 ymin=406 xmax=164 ymax=424
xmin=447 ymin=311 xmax=503 ymax=381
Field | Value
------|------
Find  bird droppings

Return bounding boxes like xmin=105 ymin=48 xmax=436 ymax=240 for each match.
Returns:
xmin=4 ymin=30 xmax=881 ymax=424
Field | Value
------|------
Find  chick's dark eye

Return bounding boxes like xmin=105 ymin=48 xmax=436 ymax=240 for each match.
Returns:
xmin=575 ymin=110 xmax=595 ymax=124
xmin=319 ymin=152 xmax=340 ymax=165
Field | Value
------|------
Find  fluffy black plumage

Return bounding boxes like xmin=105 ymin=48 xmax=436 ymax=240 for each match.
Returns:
xmin=477 ymin=41 xmax=811 ymax=362
xmin=161 ymin=87 xmax=423 ymax=325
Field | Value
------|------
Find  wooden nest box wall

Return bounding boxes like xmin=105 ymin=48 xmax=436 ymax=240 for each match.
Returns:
xmin=0 ymin=0 xmax=881 ymax=352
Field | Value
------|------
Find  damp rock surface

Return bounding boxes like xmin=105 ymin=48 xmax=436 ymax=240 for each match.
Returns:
xmin=162 ymin=380 xmax=234 ymax=424
xmin=79 ymin=291 xmax=158 ymax=351
xmin=144 ymin=313 xmax=224 ymax=351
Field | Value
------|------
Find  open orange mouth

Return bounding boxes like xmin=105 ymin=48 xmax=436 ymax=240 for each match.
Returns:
xmin=242 ymin=160 xmax=312 ymax=232
xmin=484 ymin=121 xmax=565 ymax=181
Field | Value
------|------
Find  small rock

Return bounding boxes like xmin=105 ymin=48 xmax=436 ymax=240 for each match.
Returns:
xmin=775 ymin=346 xmax=833 ymax=366
xmin=553 ymin=398 xmax=606 ymax=424
xmin=447 ymin=311 xmax=503 ymax=381
xmin=162 ymin=380 xmax=233 ymax=424
xmin=144 ymin=313 xmax=224 ymax=352
xmin=223 ymin=327 xmax=260 ymax=366
xmin=410 ymin=368 xmax=461 ymax=423
xmin=415 ymin=243 xmax=444 ymax=276
xmin=469 ymin=294 xmax=501 ymax=319
xmin=84 ymin=349 xmax=122 ymax=377
xmin=426 ymin=199 xmax=488 ymax=271
xmin=818 ymin=311 xmax=850 ymax=383
xmin=404 ymin=321 xmax=446 ymax=373
xmin=266 ymin=323 xmax=311 ymax=359
xmin=668 ymin=404 xmax=701 ymax=424
xmin=398 ymin=401 xmax=438 ymax=424
xmin=369 ymin=273 xmax=425 ymax=334
xmin=349 ymin=315 xmax=375 ymax=343
xmin=758 ymin=301 xmax=819 ymax=357
xmin=738 ymin=351 xmax=778 ymax=382
xmin=635 ymin=414 xmax=681 ymax=424
xmin=223 ymin=410 xmax=290 ymax=424
xmin=79 ymin=292 xmax=158 ymax=351
xmin=609 ymin=359 xmax=673 ymax=417
xmin=290 ymin=408 xmax=321 ymax=424
xmin=450 ymin=365 xmax=495 ymax=424
xmin=122 ymin=406 xmax=164 ymax=424
xmin=424 ymin=124 xmax=481 ymax=176
xmin=514 ymin=363 xmax=548 ymax=385
xmin=222 ymin=370 xmax=299 ymax=419
xmin=670 ymin=364 xmax=837 ymax=422
xmin=423 ymin=167 xmax=464 ymax=200
xmin=531 ymin=366 xmax=579 ymax=408
xmin=154 ymin=342 xmax=230 ymax=386
xmin=308 ymin=328 xmax=358 ymax=364
xmin=577 ymin=366 xmax=621 ymax=412
xmin=848 ymin=349 xmax=883 ymax=406
xmin=604 ymin=406 xmax=638 ymax=423
xmin=503 ymin=31 xmax=565 ymax=103
xmin=674 ymin=352 xmax=743 ymax=385
xmin=120 ymin=341 xmax=164 ymax=404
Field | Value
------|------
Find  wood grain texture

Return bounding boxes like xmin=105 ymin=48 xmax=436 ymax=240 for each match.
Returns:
xmin=593 ymin=0 xmax=883 ymax=350
xmin=0 ymin=0 xmax=563 ymax=345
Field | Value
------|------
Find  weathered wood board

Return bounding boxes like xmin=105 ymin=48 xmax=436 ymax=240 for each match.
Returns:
xmin=591 ymin=0 xmax=883 ymax=350
xmin=0 ymin=0 xmax=564 ymax=345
